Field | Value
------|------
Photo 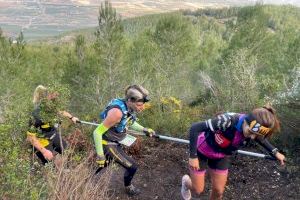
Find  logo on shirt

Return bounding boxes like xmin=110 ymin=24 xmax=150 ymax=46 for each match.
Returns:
xmin=214 ymin=131 xmax=231 ymax=148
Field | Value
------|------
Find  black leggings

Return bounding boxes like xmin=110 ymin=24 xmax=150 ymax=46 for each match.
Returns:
xmin=35 ymin=133 xmax=67 ymax=165
xmin=102 ymin=143 xmax=138 ymax=187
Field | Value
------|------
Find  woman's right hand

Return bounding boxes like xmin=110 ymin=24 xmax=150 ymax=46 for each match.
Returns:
xmin=41 ymin=148 xmax=54 ymax=160
xmin=189 ymin=158 xmax=199 ymax=171
xmin=275 ymin=152 xmax=286 ymax=166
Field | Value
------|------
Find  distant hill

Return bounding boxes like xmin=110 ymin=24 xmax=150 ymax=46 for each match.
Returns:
xmin=0 ymin=0 xmax=299 ymax=41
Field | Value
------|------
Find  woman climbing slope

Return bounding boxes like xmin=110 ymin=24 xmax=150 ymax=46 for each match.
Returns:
xmin=181 ymin=105 xmax=285 ymax=200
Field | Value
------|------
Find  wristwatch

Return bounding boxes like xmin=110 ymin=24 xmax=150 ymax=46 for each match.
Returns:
xmin=271 ymin=148 xmax=279 ymax=155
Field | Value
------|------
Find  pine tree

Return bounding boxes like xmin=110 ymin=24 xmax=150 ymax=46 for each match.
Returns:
xmin=94 ymin=0 xmax=126 ymax=100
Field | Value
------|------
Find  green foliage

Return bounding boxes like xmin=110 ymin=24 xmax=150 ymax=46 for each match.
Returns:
xmin=1 ymin=4 xmax=300 ymax=199
xmin=0 ymin=31 xmax=63 ymax=199
xmin=273 ymin=67 xmax=300 ymax=153
xmin=150 ymin=13 xmax=197 ymax=98
xmin=218 ymin=49 xmax=260 ymax=111
xmin=38 ymin=83 xmax=71 ymax=124
xmin=94 ymin=0 xmax=127 ymax=100
xmin=0 ymin=83 xmax=46 ymax=199
xmin=183 ymin=7 xmax=240 ymax=19
xmin=140 ymin=98 xmax=203 ymax=138
xmin=126 ymin=29 xmax=159 ymax=84
xmin=62 ymin=35 xmax=99 ymax=114
xmin=228 ymin=5 xmax=271 ymax=53
xmin=194 ymin=17 xmax=227 ymax=70
xmin=287 ymin=34 xmax=300 ymax=68
xmin=122 ymin=13 xmax=165 ymax=39
xmin=153 ymin=13 xmax=196 ymax=62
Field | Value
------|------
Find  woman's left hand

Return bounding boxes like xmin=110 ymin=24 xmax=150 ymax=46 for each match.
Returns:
xmin=275 ymin=152 xmax=286 ymax=165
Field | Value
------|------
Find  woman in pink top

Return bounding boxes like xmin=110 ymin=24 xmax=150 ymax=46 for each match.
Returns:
xmin=181 ymin=105 xmax=286 ymax=200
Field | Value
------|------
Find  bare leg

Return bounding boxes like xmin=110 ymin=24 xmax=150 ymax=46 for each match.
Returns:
xmin=209 ymin=169 xmax=228 ymax=200
xmin=190 ymin=170 xmax=206 ymax=195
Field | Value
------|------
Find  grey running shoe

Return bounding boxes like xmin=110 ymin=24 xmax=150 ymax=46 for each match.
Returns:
xmin=125 ymin=184 xmax=141 ymax=196
xmin=181 ymin=175 xmax=192 ymax=200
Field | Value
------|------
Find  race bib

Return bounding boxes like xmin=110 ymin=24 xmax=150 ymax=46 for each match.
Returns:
xmin=119 ymin=134 xmax=137 ymax=147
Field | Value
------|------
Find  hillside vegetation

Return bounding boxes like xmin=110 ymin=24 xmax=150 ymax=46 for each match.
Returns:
xmin=0 ymin=2 xmax=299 ymax=199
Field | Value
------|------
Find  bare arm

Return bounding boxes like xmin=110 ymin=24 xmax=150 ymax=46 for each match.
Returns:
xmin=102 ymin=108 xmax=123 ymax=128
xmin=27 ymin=134 xmax=53 ymax=160
xmin=255 ymin=137 xmax=286 ymax=165
xmin=27 ymin=134 xmax=44 ymax=152
xmin=58 ymin=110 xmax=79 ymax=123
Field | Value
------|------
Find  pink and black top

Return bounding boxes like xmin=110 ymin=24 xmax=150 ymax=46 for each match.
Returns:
xmin=189 ymin=113 xmax=277 ymax=160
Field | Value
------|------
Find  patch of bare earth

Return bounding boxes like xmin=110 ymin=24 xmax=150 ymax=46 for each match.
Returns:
xmin=99 ymin=138 xmax=300 ymax=200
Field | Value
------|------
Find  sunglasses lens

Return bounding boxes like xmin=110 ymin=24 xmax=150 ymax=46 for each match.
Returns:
xmin=144 ymin=96 xmax=150 ymax=102
xmin=136 ymin=96 xmax=150 ymax=103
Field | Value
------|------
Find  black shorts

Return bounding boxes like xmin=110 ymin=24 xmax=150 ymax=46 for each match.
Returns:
xmin=190 ymin=151 xmax=231 ymax=175
xmin=35 ymin=132 xmax=67 ymax=165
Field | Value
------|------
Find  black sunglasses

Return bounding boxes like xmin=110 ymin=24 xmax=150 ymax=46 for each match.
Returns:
xmin=135 ymin=96 xmax=150 ymax=103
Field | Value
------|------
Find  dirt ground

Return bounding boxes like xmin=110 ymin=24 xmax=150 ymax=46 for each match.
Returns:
xmin=99 ymin=138 xmax=300 ymax=200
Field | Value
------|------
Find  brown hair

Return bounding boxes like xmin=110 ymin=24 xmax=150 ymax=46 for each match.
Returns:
xmin=251 ymin=105 xmax=280 ymax=137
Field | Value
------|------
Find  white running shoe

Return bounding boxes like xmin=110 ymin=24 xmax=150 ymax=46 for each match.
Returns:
xmin=181 ymin=174 xmax=192 ymax=200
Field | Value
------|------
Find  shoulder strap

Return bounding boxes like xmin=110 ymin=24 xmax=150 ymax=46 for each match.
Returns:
xmin=100 ymin=98 xmax=128 ymax=120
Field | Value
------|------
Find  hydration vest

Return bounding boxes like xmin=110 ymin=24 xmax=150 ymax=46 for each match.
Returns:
xmin=100 ymin=98 xmax=136 ymax=133
xmin=205 ymin=113 xmax=246 ymax=154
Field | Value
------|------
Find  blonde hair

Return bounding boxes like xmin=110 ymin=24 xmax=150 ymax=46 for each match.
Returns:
xmin=33 ymin=85 xmax=48 ymax=105
xmin=252 ymin=104 xmax=280 ymax=137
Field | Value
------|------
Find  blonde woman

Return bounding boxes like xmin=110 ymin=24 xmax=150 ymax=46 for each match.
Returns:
xmin=27 ymin=85 xmax=79 ymax=165
xmin=93 ymin=85 xmax=156 ymax=196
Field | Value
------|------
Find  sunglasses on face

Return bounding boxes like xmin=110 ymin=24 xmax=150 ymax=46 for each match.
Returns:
xmin=249 ymin=120 xmax=271 ymax=136
xmin=135 ymin=96 xmax=150 ymax=103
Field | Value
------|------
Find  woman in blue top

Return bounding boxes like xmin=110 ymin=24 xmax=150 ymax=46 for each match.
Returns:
xmin=181 ymin=105 xmax=286 ymax=200
xmin=93 ymin=85 xmax=155 ymax=196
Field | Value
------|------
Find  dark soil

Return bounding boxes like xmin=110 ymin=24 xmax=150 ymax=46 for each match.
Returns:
xmin=101 ymin=137 xmax=300 ymax=200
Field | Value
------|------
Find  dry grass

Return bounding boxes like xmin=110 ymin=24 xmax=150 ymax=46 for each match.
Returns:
xmin=45 ymin=150 xmax=113 ymax=200
xmin=45 ymin=129 xmax=113 ymax=200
